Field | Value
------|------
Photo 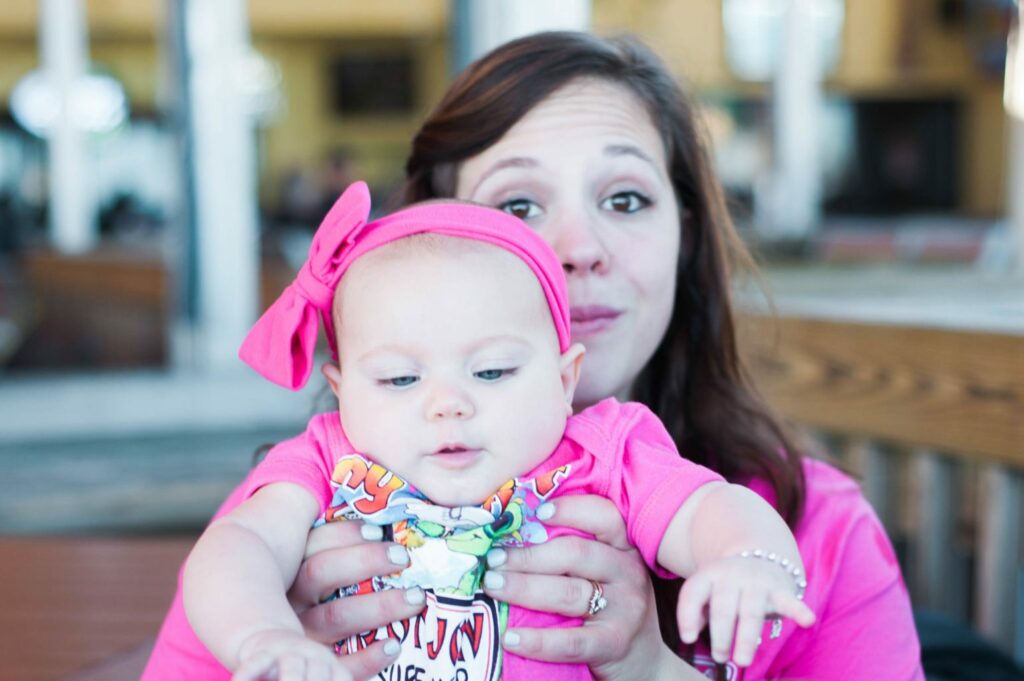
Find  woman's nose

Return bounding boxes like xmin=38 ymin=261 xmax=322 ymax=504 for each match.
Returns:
xmin=426 ymin=385 xmax=475 ymax=421
xmin=551 ymin=211 xmax=610 ymax=276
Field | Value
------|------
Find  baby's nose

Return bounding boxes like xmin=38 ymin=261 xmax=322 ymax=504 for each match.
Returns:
xmin=426 ymin=387 xmax=475 ymax=420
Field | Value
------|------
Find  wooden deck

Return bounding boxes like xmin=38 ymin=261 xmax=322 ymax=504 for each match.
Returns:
xmin=737 ymin=284 xmax=1024 ymax=657
xmin=0 ymin=536 xmax=195 ymax=681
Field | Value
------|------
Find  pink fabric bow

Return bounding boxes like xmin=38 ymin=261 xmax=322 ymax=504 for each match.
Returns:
xmin=239 ymin=181 xmax=371 ymax=390
xmin=240 ymin=180 xmax=572 ymax=391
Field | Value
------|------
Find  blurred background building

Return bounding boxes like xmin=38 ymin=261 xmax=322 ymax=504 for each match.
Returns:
xmin=0 ymin=1 xmax=1022 ymax=678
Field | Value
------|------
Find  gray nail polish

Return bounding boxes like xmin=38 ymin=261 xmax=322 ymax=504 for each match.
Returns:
xmin=388 ymin=545 xmax=409 ymax=565
xmin=404 ymin=586 xmax=425 ymax=605
xmin=536 ymin=502 xmax=555 ymax=520
xmin=384 ymin=639 xmax=401 ymax=656
xmin=484 ymin=571 xmax=505 ymax=590
xmin=504 ymin=631 xmax=520 ymax=648
xmin=361 ymin=524 xmax=384 ymax=542
xmin=486 ymin=548 xmax=507 ymax=568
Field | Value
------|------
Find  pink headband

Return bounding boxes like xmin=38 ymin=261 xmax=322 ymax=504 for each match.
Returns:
xmin=240 ymin=181 xmax=571 ymax=390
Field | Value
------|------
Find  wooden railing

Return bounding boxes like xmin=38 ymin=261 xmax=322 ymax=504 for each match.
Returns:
xmin=738 ymin=312 xmax=1024 ymax=655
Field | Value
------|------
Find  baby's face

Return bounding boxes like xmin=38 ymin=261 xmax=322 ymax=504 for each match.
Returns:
xmin=329 ymin=238 xmax=581 ymax=506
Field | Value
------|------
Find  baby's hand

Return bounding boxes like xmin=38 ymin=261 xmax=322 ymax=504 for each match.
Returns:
xmin=233 ymin=629 xmax=353 ymax=681
xmin=676 ymin=553 xmax=816 ymax=667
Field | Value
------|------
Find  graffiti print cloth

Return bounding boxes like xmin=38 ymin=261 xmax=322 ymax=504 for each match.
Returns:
xmin=315 ymin=454 xmax=564 ymax=680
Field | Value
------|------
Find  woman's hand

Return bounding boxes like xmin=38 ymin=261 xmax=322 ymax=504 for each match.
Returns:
xmin=285 ymin=520 xmax=427 ymax=676
xmin=480 ymin=495 xmax=701 ymax=681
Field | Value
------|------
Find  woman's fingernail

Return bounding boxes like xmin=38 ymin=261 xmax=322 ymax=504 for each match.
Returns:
xmin=388 ymin=545 xmax=409 ymax=566
xmin=361 ymin=524 xmax=384 ymax=542
xmin=536 ymin=502 xmax=555 ymax=520
xmin=384 ymin=639 xmax=401 ymax=656
xmin=404 ymin=587 xmax=425 ymax=605
xmin=486 ymin=548 xmax=507 ymax=568
xmin=484 ymin=571 xmax=505 ymax=590
xmin=504 ymin=631 xmax=520 ymax=648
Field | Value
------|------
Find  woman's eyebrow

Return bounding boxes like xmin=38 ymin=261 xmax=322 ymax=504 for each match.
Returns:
xmin=604 ymin=144 xmax=659 ymax=171
xmin=470 ymin=156 xmax=539 ymax=195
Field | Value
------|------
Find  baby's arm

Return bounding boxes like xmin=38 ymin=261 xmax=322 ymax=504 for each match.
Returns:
xmin=656 ymin=482 xmax=816 ymax=667
xmin=183 ymin=482 xmax=346 ymax=679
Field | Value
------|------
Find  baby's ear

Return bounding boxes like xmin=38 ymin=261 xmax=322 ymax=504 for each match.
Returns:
xmin=558 ymin=343 xmax=586 ymax=414
xmin=321 ymin=362 xmax=343 ymax=399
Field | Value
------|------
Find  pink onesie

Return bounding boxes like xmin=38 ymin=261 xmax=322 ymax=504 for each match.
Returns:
xmin=143 ymin=398 xmax=721 ymax=680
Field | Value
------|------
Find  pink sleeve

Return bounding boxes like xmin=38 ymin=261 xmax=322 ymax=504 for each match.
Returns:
xmin=242 ymin=439 xmax=334 ymax=510
xmin=604 ymin=404 xmax=723 ymax=575
xmin=141 ymin=417 xmax=337 ymax=680
xmin=778 ymin=511 xmax=924 ymax=680
xmin=140 ymin=482 xmax=246 ymax=681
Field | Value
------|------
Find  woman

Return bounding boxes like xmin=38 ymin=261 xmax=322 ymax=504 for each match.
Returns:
xmin=143 ymin=32 xmax=922 ymax=680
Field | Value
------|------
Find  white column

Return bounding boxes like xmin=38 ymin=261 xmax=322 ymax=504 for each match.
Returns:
xmin=1007 ymin=117 xmax=1024 ymax=273
xmin=760 ymin=0 xmax=824 ymax=241
xmin=40 ymin=0 xmax=94 ymax=254
xmin=454 ymin=0 xmax=590 ymax=67
xmin=185 ymin=0 xmax=259 ymax=372
xmin=1005 ymin=6 xmax=1024 ymax=273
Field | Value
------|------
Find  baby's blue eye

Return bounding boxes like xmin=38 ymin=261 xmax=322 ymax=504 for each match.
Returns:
xmin=386 ymin=376 xmax=419 ymax=387
xmin=474 ymin=368 xmax=508 ymax=381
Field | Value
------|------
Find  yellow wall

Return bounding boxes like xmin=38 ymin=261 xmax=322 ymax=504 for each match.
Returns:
xmin=254 ymin=35 xmax=449 ymax=196
xmin=0 ymin=0 xmax=1009 ymax=215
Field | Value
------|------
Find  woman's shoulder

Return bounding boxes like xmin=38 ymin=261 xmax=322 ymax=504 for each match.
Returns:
xmin=748 ymin=456 xmax=869 ymax=527
xmin=795 ymin=457 xmax=879 ymax=532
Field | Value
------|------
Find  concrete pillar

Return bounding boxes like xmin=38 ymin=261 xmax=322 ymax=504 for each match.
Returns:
xmin=452 ymin=0 xmax=590 ymax=71
xmin=40 ymin=0 xmax=94 ymax=254
xmin=758 ymin=0 xmax=824 ymax=242
xmin=1005 ymin=8 xmax=1024 ymax=273
xmin=1007 ymin=117 xmax=1024 ymax=273
xmin=184 ymin=0 xmax=260 ymax=372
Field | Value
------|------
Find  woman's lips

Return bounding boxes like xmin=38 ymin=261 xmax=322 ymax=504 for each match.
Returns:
xmin=570 ymin=305 xmax=622 ymax=337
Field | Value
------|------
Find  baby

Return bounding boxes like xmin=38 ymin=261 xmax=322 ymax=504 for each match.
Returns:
xmin=183 ymin=182 xmax=814 ymax=681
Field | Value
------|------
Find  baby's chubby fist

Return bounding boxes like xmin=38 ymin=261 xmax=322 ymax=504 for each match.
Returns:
xmin=233 ymin=629 xmax=353 ymax=681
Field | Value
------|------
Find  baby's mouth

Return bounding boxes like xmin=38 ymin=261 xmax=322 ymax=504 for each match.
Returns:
xmin=429 ymin=444 xmax=483 ymax=469
xmin=435 ymin=444 xmax=470 ymax=454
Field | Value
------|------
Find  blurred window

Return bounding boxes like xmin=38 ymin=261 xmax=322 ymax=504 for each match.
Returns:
xmin=328 ymin=52 xmax=415 ymax=115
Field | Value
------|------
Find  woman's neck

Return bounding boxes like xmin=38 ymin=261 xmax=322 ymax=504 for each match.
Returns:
xmin=573 ymin=382 xmax=634 ymax=411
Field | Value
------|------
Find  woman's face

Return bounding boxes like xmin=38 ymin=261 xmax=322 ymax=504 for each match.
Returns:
xmin=456 ymin=78 xmax=681 ymax=407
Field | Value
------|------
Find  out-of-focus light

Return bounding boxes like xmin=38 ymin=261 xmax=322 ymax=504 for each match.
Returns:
xmin=723 ymin=0 xmax=845 ymax=82
xmin=235 ymin=50 xmax=283 ymax=124
xmin=1005 ymin=7 xmax=1024 ymax=119
xmin=9 ymin=69 xmax=128 ymax=138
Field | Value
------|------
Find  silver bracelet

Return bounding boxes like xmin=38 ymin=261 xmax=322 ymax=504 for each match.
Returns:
xmin=737 ymin=549 xmax=808 ymax=601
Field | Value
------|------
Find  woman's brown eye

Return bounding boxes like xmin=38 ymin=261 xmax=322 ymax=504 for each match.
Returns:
xmin=498 ymin=198 xmax=539 ymax=220
xmin=604 ymin=192 xmax=650 ymax=213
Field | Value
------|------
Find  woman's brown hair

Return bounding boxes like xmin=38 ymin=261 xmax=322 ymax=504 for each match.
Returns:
xmin=400 ymin=30 xmax=805 ymax=652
